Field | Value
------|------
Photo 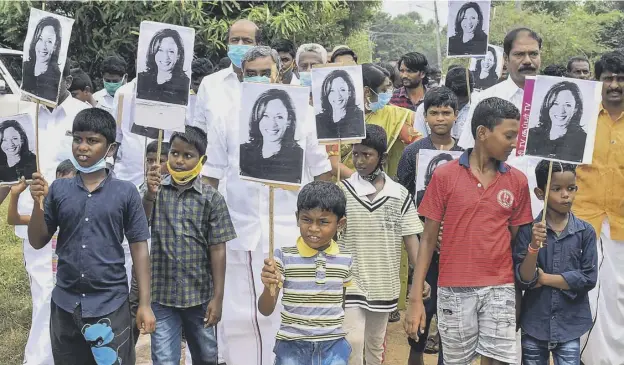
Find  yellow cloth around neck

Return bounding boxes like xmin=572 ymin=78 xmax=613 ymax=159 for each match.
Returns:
xmin=167 ymin=157 xmax=205 ymax=185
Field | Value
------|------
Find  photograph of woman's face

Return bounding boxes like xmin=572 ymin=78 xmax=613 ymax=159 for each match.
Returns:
xmin=461 ymin=8 xmax=479 ymax=34
xmin=155 ymin=36 xmax=179 ymax=74
xmin=259 ymin=99 xmax=290 ymax=144
xmin=482 ymin=50 xmax=495 ymax=71
xmin=328 ymin=77 xmax=350 ymax=111
xmin=35 ymin=25 xmax=57 ymax=64
xmin=1 ymin=127 xmax=22 ymax=158
xmin=548 ymin=89 xmax=577 ymax=128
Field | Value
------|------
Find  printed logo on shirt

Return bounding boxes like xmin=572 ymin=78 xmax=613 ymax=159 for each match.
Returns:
xmin=497 ymin=189 xmax=514 ymax=209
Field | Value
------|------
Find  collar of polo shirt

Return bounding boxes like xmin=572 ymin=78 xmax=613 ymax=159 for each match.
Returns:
xmin=296 ymin=237 xmax=340 ymax=257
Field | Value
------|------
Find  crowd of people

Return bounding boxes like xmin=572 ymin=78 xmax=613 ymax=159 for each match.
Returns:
xmin=0 ymin=15 xmax=622 ymax=365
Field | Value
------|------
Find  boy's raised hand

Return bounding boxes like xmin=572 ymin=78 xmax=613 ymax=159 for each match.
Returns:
xmin=145 ymin=165 xmax=162 ymax=199
xmin=29 ymin=173 xmax=48 ymax=201
xmin=10 ymin=177 xmax=28 ymax=195
xmin=531 ymin=222 xmax=548 ymax=248
xmin=136 ymin=304 xmax=156 ymax=334
xmin=261 ymin=258 xmax=282 ymax=290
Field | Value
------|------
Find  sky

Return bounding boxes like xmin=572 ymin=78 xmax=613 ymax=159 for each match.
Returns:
xmin=382 ymin=0 xmax=450 ymax=26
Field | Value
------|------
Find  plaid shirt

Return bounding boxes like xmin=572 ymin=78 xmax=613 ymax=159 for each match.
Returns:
xmin=146 ymin=176 xmax=236 ymax=308
xmin=390 ymin=86 xmax=425 ymax=112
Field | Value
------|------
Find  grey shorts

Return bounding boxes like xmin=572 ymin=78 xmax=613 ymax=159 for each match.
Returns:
xmin=437 ymin=284 xmax=516 ymax=364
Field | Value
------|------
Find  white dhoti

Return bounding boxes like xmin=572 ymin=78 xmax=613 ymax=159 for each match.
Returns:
xmin=581 ymin=220 xmax=624 ymax=365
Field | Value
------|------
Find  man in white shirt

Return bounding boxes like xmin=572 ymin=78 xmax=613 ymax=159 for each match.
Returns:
xmin=93 ymin=55 xmax=128 ymax=115
xmin=202 ymin=45 xmax=332 ymax=365
xmin=294 ymin=43 xmax=328 ymax=88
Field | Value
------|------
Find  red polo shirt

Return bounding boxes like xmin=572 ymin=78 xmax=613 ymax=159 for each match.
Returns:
xmin=418 ymin=149 xmax=534 ymax=287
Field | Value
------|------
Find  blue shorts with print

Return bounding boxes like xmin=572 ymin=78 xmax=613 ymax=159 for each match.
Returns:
xmin=274 ymin=338 xmax=351 ymax=365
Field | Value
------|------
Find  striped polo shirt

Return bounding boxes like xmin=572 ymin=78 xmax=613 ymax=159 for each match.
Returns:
xmin=274 ymin=238 xmax=352 ymax=341
xmin=338 ymin=173 xmax=423 ymax=312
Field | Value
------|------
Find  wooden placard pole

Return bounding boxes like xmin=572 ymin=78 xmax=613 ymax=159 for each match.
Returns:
xmin=156 ymin=129 xmax=164 ymax=167
xmin=539 ymin=160 xmax=554 ymax=248
xmin=268 ymin=185 xmax=277 ymax=296
xmin=336 ymin=138 xmax=342 ymax=182
xmin=465 ymin=67 xmax=471 ymax=100
xmin=34 ymin=101 xmax=43 ymax=209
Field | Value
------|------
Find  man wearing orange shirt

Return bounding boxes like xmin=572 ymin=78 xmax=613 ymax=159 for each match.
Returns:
xmin=574 ymin=51 xmax=624 ymax=365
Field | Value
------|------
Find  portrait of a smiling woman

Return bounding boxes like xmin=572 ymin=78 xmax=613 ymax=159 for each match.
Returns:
xmin=22 ymin=16 xmax=63 ymax=102
xmin=448 ymin=1 xmax=488 ymax=56
xmin=239 ymin=88 xmax=304 ymax=184
xmin=0 ymin=119 xmax=37 ymax=183
xmin=526 ymin=81 xmax=586 ymax=162
xmin=315 ymin=69 xmax=365 ymax=140
xmin=137 ymin=28 xmax=190 ymax=105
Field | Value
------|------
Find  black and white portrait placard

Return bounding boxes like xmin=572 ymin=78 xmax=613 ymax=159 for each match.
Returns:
xmin=447 ymin=0 xmax=491 ymax=57
xmin=524 ymin=76 xmax=601 ymax=164
xmin=469 ymin=44 xmax=503 ymax=90
xmin=238 ymin=82 xmax=309 ymax=186
xmin=0 ymin=114 xmax=37 ymax=185
xmin=312 ymin=65 xmax=366 ymax=142
xmin=415 ymin=149 xmax=463 ymax=205
xmin=21 ymin=8 xmax=74 ymax=106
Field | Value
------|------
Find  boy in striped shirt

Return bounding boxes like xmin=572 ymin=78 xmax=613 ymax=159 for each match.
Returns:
xmin=258 ymin=181 xmax=353 ymax=364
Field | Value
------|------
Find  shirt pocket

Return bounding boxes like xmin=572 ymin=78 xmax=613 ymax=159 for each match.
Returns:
xmin=565 ymin=235 xmax=583 ymax=270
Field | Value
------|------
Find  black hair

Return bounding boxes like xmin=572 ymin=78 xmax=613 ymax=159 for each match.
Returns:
xmin=271 ymin=39 xmax=296 ymax=58
xmin=28 ymin=17 xmax=62 ymax=67
xmin=567 ymin=56 xmax=590 ymax=73
xmin=358 ymin=124 xmax=387 ymax=156
xmin=62 ymin=62 xmax=70 ymax=78
xmin=146 ymin=140 xmax=170 ymax=156
xmin=448 ymin=64 xmax=462 ymax=71
xmin=376 ymin=62 xmax=400 ymax=86
xmin=397 ymin=52 xmax=428 ymax=73
xmin=320 ymin=69 xmax=358 ymax=114
xmin=471 ymin=97 xmax=520 ymax=138
xmin=330 ymin=48 xmax=358 ymax=63
xmin=535 ymin=159 xmax=577 ymax=190
xmin=247 ymin=89 xmax=297 ymax=150
xmin=423 ymin=86 xmax=459 ymax=113
xmin=536 ymin=81 xmax=583 ymax=132
xmin=474 ymin=46 xmax=498 ymax=76
xmin=218 ymin=57 xmax=232 ymax=70
xmin=454 ymin=2 xmax=484 ymax=38
xmin=101 ymin=55 xmax=127 ymax=76
xmin=56 ymin=159 xmax=76 ymax=177
xmin=146 ymin=29 xmax=186 ymax=76
xmin=72 ymin=108 xmax=117 ymax=144
xmin=445 ymin=66 xmax=474 ymax=97
xmin=425 ymin=153 xmax=454 ymax=187
xmin=191 ymin=58 xmax=214 ymax=79
xmin=362 ymin=63 xmax=389 ymax=93
xmin=0 ymin=120 xmax=31 ymax=164
xmin=542 ymin=64 xmax=567 ymax=77
xmin=69 ymin=69 xmax=93 ymax=92
xmin=170 ymin=125 xmax=207 ymax=156
xmin=297 ymin=180 xmax=346 ymax=219
xmin=503 ymin=28 xmax=543 ymax=56
xmin=595 ymin=51 xmax=624 ymax=80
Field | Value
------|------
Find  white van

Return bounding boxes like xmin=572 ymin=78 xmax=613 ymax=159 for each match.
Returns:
xmin=0 ymin=47 xmax=36 ymax=116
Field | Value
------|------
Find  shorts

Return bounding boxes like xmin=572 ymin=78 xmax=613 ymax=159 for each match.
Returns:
xmin=274 ymin=338 xmax=351 ymax=365
xmin=437 ymin=284 xmax=516 ymax=365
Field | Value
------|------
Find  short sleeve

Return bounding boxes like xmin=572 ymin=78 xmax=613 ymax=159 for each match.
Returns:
xmin=201 ymin=114 xmax=229 ymax=180
xmin=400 ymin=194 xmax=424 ymax=236
xmin=274 ymin=248 xmax=285 ymax=280
xmin=510 ymin=174 xmax=534 ymax=226
xmin=191 ymin=80 xmax=210 ymax=135
xmin=123 ymin=186 xmax=150 ymax=244
xmin=44 ymin=181 xmax=59 ymax=235
xmin=206 ymin=191 xmax=237 ymax=245
xmin=417 ymin=169 xmax=446 ymax=222
xmin=343 ymin=255 xmax=353 ymax=287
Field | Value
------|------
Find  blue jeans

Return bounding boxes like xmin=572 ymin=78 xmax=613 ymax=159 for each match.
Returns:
xmin=274 ymin=338 xmax=351 ymax=365
xmin=521 ymin=333 xmax=580 ymax=365
xmin=151 ymin=302 xmax=217 ymax=365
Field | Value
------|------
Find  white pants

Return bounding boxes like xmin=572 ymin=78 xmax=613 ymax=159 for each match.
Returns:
xmin=343 ymin=307 xmax=390 ymax=365
xmin=581 ymin=220 xmax=624 ymax=365
xmin=219 ymin=244 xmax=282 ymax=365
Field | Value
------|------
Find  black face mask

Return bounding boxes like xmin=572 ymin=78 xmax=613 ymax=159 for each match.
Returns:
xmin=361 ymin=165 xmax=383 ymax=182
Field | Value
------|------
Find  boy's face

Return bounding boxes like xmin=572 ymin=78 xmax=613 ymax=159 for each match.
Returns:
xmin=168 ymin=138 xmax=201 ymax=172
xmin=297 ymin=208 xmax=346 ymax=250
xmin=535 ymin=171 xmax=577 ymax=215
xmin=352 ymin=144 xmax=384 ymax=177
xmin=72 ymin=132 xmax=114 ymax=168
xmin=146 ymin=152 xmax=168 ymax=174
xmin=477 ymin=118 xmax=518 ymax=162
xmin=425 ymin=106 xmax=457 ymax=136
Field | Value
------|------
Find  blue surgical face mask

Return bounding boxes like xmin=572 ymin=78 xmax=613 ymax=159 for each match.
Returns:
xmin=69 ymin=144 xmax=114 ymax=174
xmin=299 ymin=72 xmax=312 ymax=87
xmin=368 ymin=89 xmax=393 ymax=112
xmin=244 ymin=76 xmax=271 ymax=84
xmin=228 ymin=44 xmax=252 ymax=69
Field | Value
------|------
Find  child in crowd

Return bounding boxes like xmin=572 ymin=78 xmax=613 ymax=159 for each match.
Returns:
xmin=397 ymin=86 xmax=464 ymax=365
xmin=514 ymin=160 xmax=597 ymax=365
xmin=143 ymin=126 xmax=236 ymax=365
xmin=27 ymin=108 xmax=155 ymax=364
xmin=258 ymin=181 xmax=352 ymax=364
xmin=339 ymin=124 xmax=423 ymax=365
xmin=406 ymin=97 xmax=534 ymax=365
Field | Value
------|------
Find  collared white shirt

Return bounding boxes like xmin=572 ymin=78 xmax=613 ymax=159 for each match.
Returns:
xmin=457 ymin=77 xmax=541 ymax=217
xmin=93 ymin=88 xmax=114 ymax=115
xmin=202 ymin=94 xmax=331 ymax=253
xmin=191 ymin=66 xmax=240 ymax=136
xmin=347 ymin=172 xmax=402 ymax=201
xmin=16 ymin=97 xmax=89 ymax=238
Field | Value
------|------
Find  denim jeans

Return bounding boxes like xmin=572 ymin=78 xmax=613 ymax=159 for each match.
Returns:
xmin=151 ymin=302 xmax=217 ymax=365
xmin=521 ymin=333 xmax=580 ymax=365
xmin=274 ymin=338 xmax=351 ymax=365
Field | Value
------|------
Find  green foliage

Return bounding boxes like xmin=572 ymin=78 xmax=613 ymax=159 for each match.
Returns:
xmin=345 ymin=30 xmax=374 ymax=63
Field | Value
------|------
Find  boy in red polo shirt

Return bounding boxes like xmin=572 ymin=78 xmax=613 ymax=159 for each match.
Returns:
xmin=405 ymin=97 xmax=533 ymax=365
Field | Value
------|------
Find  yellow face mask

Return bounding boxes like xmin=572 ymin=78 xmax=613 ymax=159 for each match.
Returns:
xmin=167 ymin=156 xmax=206 ymax=185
